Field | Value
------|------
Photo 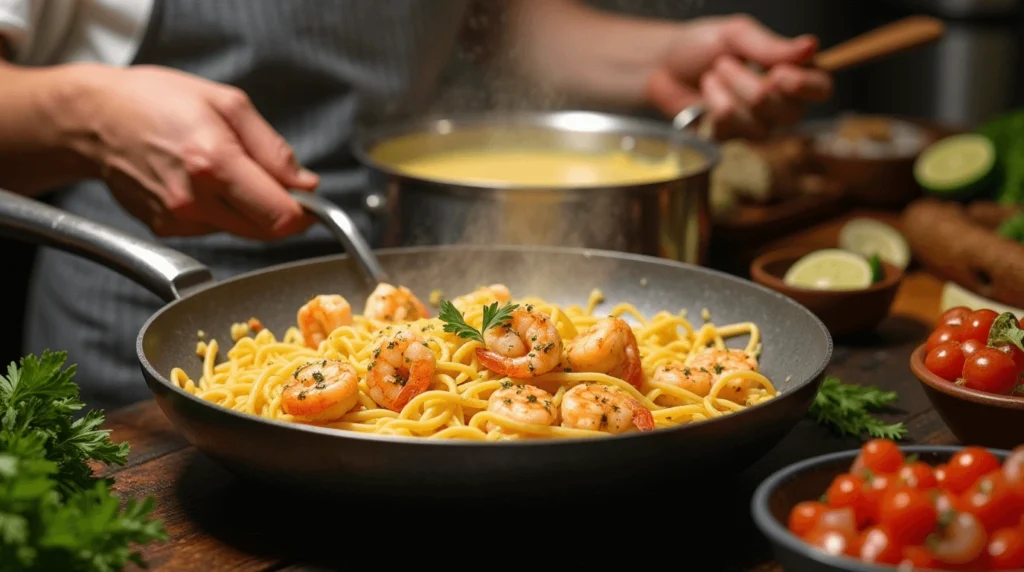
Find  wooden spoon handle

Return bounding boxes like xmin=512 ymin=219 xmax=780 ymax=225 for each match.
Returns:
xmin=814 ymin=15 xmax=945 ymax=72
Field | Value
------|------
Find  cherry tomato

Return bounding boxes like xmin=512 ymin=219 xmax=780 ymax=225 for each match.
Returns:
xmin=879 ymin=488 xmax=938 ymax=545
xmin=899 ymin=545 xmax=939 ymax=569
xmin=945 ymin=447 xmax=1002 ymax=494
xmin=962 ymin=348 xmax=1019 ymax=395
xmin=1002 ymin=446 xmax=1024 ymax=501
xmin=804 ymin=525 xmax=859 ymax=557
xmin=988 ymin=527 xmax=1024 ymax=570
xmin=826 ymin=473 xmax=871 ymax=526
xmin=933 ymin=489 xmax=958 ymax=517
xmin=940 ymin=306 xmax=972 ymax=328
xmin=859 ymin=525 xmax=904 ymax=565
xmin=816 ymin=506 xmax=858 ymax=535
xmin=961 ymin=338 xmax=985 ymax=359
xmin=995 ymin=342 xmax=1024 ymax=373
xmin=935 ymin=464 xmax=949 ymax=489
xmin=862 ymin=472 xmax=896 ymax=524
xmin=962 ymin=309 xmax=1000 ymax=344
xmin=788 ymin=501 xmax=828 ymax=537
xmin=927 ymin=325 xmax=964 ymax=353
xmin=930 ymin=511 xmax=988 ymax=566
xmin=898 ymin=461 xmax=938 ymax=490
xmin=959 ymin=471 xmax=1019 ymax=532
xmin=925 ymin=341 xmax=966 ymax=382
xmin=861 ymin=439 xmax=905 ymax=474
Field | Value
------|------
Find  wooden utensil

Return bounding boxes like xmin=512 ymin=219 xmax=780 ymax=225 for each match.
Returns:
xmin=814 ymin=15 xmax=945 ymax=72
xmin=674 ymin=15 xmax=946 ymax=132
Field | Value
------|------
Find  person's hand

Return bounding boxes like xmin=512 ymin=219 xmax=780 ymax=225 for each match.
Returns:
xmin=67 ymin=65 xmax=319 ymax=240
xmin=645 ymin=15 xmax=833 ymax=140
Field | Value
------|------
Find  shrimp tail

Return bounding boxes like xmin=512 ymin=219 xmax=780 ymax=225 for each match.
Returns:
xmin=475 ymin=348 xmax=519 ymax=377
xmin=621 ymin=356 xmax=644 ymax=389
xmin=630 ymin=400 xmax=655 ymax=432
xmin=391 ymin=360 xmax=433 ymax=412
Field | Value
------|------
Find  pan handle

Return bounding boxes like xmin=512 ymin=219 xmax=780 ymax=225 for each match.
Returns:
xmin=0 ymin=189 xmax=213 ymax=302
xmin=289 ymin=191 xmax=389 ymax=287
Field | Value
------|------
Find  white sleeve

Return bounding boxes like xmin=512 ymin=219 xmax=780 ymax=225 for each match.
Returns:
xmin=0 ymin=0 xmax=44 ymax=62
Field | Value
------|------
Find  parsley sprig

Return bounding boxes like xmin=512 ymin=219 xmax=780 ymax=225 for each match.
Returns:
xmin=438 ymin=300 xmax=519 ymax=343
xmin=0 ymin=351 xmax=166 ymax=571
xmin=808 ymin=376 xmax=907 ymax=440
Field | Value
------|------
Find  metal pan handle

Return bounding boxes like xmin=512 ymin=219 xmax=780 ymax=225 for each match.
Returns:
xmin=0 ymin=189 xmax=214 ymax=302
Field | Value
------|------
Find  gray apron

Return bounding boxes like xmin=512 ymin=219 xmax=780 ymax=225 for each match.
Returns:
xmin=24 ymin=0 xmax=470 ymax=412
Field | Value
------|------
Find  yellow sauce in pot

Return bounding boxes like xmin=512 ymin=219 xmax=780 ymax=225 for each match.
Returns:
xmin=389 ymin=148 xmax=686 ymax=187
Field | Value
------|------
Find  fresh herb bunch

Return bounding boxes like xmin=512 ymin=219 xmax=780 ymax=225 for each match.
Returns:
xmin=808 ymin=376 xmax=907 ymax=440
xmin=0 ymin=351 xmax=166 ymax=571
xmin=439 ymin=300 xmax=519 ymax=343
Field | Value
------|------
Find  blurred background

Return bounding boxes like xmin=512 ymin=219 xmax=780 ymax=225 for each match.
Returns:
xmin=3 ymin=0 xmax=1023 ymax=366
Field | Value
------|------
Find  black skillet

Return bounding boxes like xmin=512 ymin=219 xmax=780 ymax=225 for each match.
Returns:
xmin=0 ymin=189 xmax=832 ymax=499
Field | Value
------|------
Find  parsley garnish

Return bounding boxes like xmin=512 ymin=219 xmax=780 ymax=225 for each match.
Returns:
xmin=989 ymin=312 xmax=1024 ymax=352
xmin=808 ymin=376 xmax=907 ymax=440
xmin=0 ymin=351 xmax=166 ymax=569
xmin=438 ymin=300 xmax=519 ymax=343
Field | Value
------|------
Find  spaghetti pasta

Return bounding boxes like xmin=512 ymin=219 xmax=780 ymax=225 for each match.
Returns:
xmin=170 ymin=286 xmax=778 ymax=440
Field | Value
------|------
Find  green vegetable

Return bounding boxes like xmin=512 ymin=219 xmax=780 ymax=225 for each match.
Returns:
xmin=914 ymin=133 xmax=998 ymax=201
xmin=439 ymin=300 xmax=519 ymax=343
xmin=0 ymin=351 xmax=165 ymax=571
xmin=868 ymin=254 xmax=884 ymax=283
xmin=988 ymin=311 xmax=1024 ymax=352
xmin=976 ymin=110 xmax=1024 ymax=205
xmin=998 ymin=212 xmax=1024 ymax=244
xmin=808 ymin=376 xmax=907 ymax=440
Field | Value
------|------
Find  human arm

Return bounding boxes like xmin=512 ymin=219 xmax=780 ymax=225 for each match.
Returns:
xmin=0 ymin=47 xmax=103 ymax=195
xmin=0 ymin=44 xmax=318 ymax=239
xmin=501 ymin=0 xmax=832 ymax=138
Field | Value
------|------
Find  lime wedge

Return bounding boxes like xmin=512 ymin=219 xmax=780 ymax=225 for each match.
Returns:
xmin=941 ymin=281 xmax=1024 ymax=319
xmin=838 ymin=218 xmax=911 ymax=270
xmin=783 ymin=249 xmax=874 ymax=291
xmin=914 ymin=133 xmax=997 ymax=200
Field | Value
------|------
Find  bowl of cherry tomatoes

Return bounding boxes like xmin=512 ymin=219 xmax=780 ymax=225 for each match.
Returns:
xmin=912 ymin=306 xmax=1024 ymax=450
xmin=752 ymin=438 xmax=1022 ymax=571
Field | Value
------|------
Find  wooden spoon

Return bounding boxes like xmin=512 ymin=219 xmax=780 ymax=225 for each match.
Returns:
xmin=673 ymin=16 xmax=946 ymax=131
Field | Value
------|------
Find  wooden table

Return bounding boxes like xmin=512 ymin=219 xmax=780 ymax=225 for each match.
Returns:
xmin=103 ymin=210 xmax=956 ymax=572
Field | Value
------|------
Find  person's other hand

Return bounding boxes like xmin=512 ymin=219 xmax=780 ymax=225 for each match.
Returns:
xmin=645 ymin=15 xmax=833 ymax=140
xmin=66 ymin=65 xmax=319 ymax=240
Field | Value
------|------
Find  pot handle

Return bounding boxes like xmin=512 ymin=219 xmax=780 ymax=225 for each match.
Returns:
xmin=0 ymin=189 xmax=214 ymax=303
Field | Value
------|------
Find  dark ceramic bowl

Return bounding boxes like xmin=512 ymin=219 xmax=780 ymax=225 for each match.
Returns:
xmin=750 ymin=247 xmax=902 ymax=338
xmin=801 ymin=116 xmax=940 ymax=209
xmin=910 ymin=344 xmax=1024 ymax=450
xmin=752 ymin=445 xmax=1010 ymax=572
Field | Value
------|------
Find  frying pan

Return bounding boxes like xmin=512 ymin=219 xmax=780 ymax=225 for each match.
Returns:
xmin=0 ymin=189 xmax=832 ymax=499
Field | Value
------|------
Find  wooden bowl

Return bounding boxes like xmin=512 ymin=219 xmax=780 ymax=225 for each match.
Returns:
xmin=749 ymin=247 xmax=902 ymax=338
xmin=800 ymin=116 xmax=943 ymax=209
xmin=910 ymin=344 xmax=1024 ymax=449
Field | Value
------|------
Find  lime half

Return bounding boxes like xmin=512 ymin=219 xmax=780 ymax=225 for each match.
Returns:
xmin=941 ymin=281 xmax=1024 ymax=319
xmin=914 ymin=133 xmax=997 ymax=199
xmin=838 ymin=218 xmax=911 ymax=270
xmin=783 ymin=249 xmax=874 ymax=291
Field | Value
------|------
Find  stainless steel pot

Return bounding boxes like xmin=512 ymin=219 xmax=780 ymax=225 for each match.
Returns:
xmin=351 ymin=111 xmax=718 ymax=265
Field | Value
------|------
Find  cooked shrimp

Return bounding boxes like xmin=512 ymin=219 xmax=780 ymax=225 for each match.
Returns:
xmin=366 ymin=329 xmax=436 ymax=412
xmin=297 ymin=294 xmax=353 ymax=349
xmin=654 ymin=348 xmax=759 ymax=405
xmin=282 ymin=359 xmax=360 ymax=421
xmin=485 ymin=382 xmax=558 ymax=433
xmin=363 ymin=283 xmax=429 ymax=323
xmin=564 ymin=317 xmax=643 ymax=388
xmin=452 ymin=284 xmax=512 ymax=311
xmin=559 ymin=383 xmax=654 ymax=434
xmin=475 ymin=305 xmax=563 ymax=378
